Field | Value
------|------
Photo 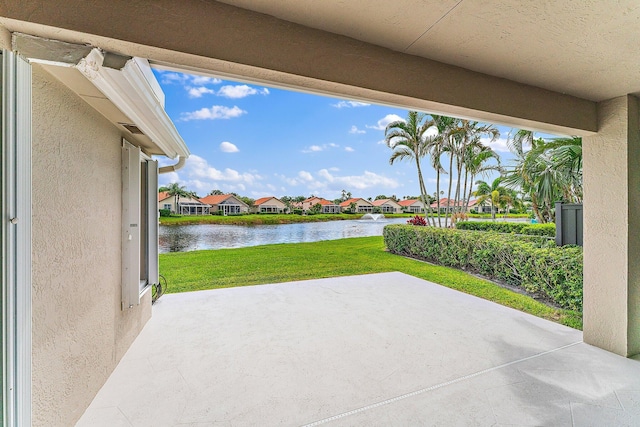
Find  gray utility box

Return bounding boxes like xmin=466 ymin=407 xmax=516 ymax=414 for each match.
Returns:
xmin=555 ymin=202 xmax=583 ymax=246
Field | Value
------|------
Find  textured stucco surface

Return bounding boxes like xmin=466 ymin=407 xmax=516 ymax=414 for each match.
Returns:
xmin=0 ymin=1 xmax=597 ymax=135
xmin=583 ymin=95 xmax=640 ymax=357
xmin=31 ymin=65 xmax=151 ymax=427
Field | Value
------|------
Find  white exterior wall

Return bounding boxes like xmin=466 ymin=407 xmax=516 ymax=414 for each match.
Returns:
xmin=31 ymin=65 xmax=152 ymax=426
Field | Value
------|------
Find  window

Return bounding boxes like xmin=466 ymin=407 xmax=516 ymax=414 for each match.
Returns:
xmin=163 ymin=203 xmax=171 ymax=210
xmin=122 ymin=140 xmax=158 ymax=309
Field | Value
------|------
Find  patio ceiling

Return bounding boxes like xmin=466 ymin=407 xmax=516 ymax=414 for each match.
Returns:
xmin=218 ymin=0 xmax=640 ymax=103
xmin=5 ymin=1 xmax=639 ymax=134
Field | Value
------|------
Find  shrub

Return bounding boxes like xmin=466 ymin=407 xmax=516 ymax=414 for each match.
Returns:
xmin=159 ymin=209 xmax=171 ymax=217
xmin=521 ymin=223 xmax=556 ymax=237
xmin=292 ymin=209 xmax=303 ymax=215
xmin=407 ymin=215 xmax=427 ymax=226
xmin=456 ymin=221 xmax=556 ymax=237
xmin=383 ymin=225 xmax=583 ymax=311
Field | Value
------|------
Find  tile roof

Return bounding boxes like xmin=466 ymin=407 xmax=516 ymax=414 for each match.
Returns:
xmin=317 ymin=198 xmax=336 ymax=206
xmin=339 ymin=198 xmax=371 ymax=207
xmin=158 ymin=191 xmax=171 ymax=201
xmin=371 ymin=199 xmax=399 ymax=206
xmin=398 ymin=199 xmax=422 ymax=206
xmin=199 ymin=194 xmax=234 ymax=205
xmin=254 ymin=196 xmax=281 ymax=206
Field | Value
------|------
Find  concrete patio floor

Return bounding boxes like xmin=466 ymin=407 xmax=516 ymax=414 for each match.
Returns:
xmin=77 ymin=272 xmax=640 ymax=426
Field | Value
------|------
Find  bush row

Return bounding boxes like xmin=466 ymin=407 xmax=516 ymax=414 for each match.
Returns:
xmin=383 ymin=225 xmax=583 ymax=311
xmin=456 ymin=221 xmax=556 ymax=237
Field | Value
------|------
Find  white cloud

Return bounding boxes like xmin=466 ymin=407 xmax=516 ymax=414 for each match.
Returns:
xmin=220 ymin=141 xmax=239 ymax=153
xmin=157 ymin=155 xmax=264 ymax=194
xmin=367 ymin=114 xmax=404 ymax=131
xmin=298 ymin=171 xmax=314 ymax=181
xmin=482 ymin=137 xmax=510 ymax=153
xmin=345 ymin=147 xmax=355 ymax=152
xmin=217 ymin=84 xmax=270 ymax=99
xmin=328 ymin=167 xmax=340 ymax=172
xmin=158 ymin=72 xmax=188 ymax=84
xmin=302 ymin=143 xmax=341 ymax=153
xmin=191 ymin=75 xmax=222 ymax=85
xmin=315 ymin=169 xmax=399 ymax=191
xmin=180 ymin=105 xmax=246 ymax=121
xmin=187 ymin=86 xmax=216 ymax=98
xmin=349 ymin=125 xmax=366 ymax=134
xmin=332 ymin=100 xmax=371 ymax=108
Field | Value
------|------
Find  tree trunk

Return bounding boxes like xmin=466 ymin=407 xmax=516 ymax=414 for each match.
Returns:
xmin=436 ymin=169 xmax=442 ymax=227
xmin=445 ymin=149 xmax=455 ymax=227
xmin=464 ymin=173 xmax=475 ymax=213
xmin=416 ymin=160 xmax=436 ymax=226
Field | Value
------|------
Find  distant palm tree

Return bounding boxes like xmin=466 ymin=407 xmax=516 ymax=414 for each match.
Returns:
xmin=166 ymin=182 xmax=188 ymax=214
xmin=385 ymin=111 xmax=437 ymax=226
xmin=463 ymin=144 xmax=501 ymax=213
xmin=473 ymin=177 xmax=508 ymax=221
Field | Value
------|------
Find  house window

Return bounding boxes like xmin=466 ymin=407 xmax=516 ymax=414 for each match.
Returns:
xmin=122 ymin=140 xmax=158 ymax=309
xmin=163 ymin=203 xmax=171 ymax=210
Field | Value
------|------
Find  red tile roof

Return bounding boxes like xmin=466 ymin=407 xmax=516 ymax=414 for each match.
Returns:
xmin=371 ymin=199 xmax=399 ymax=206
xmin=254 ymin=196 xmax=279 ymax=206
xmin=158 ymin=191 xmax=171 ymax=201
xmin=339 ymin=198 xmax=371 ymax=207
xmin=317 ymin=198 xmax=336 ymax=206
xmin=398 ymin=199 xmax=422 ymax=206
xmin=199 ymin=194 xmax=234 ymax=205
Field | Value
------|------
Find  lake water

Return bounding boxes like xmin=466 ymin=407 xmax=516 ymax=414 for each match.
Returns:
xmin=159 ymin=217 xmax=410 ymax=253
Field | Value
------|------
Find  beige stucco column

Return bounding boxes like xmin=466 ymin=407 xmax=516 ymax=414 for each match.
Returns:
xmin=583 ymin=95 xmax=640 ymax=357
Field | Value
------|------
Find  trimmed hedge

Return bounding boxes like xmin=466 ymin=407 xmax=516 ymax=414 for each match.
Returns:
xmin=383 ymin=225 xmax=583 ymax=311
xmin=456 ymin=221 xmax=556 ymax=237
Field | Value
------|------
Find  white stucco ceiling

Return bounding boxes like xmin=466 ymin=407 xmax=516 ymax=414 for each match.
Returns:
xmin=218 ymin=0 xmax=640 ymax=102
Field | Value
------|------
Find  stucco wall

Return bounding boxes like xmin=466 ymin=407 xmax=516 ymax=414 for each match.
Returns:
xmin=31 ymin=65 xmax=152 ymax=427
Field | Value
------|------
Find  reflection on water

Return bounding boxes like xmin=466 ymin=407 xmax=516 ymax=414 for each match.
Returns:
xmin=159 ymin=218 xmax=409 ymax=253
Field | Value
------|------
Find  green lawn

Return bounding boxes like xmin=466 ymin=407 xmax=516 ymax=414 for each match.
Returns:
xmin=159 ymin=236 xmax=582 ymax=329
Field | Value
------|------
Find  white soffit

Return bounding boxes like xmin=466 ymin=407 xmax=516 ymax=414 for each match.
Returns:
xmin=76 ymin=48 xmax=188 ymax=159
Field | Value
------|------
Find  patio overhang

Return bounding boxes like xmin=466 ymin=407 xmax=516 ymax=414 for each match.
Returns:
xmin=11 ymin=32 xmax=189 ymax=159
xmin=0 ymin=2 xmax=600 ymax=136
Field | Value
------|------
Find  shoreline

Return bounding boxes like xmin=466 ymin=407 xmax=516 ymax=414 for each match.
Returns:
xmin=159 ymin=213 xmax=530 ymax=226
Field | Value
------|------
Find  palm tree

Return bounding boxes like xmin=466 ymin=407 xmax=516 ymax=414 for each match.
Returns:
xmin=473 ymin=177 xmax=509 ymax=221
xmin=385 ymin=111 xmax=437 ymax=226
xmin=166 ymin=182 xmax=187 ymax=214
xmin=463 ymin=144 xmax=501 ymax=213
xmin=503 ymin=131 xmax=582 ymax=222
xmin=430 ymin=115 xmax=456 ymax=226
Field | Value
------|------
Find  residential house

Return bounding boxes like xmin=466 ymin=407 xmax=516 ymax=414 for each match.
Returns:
xmin=339 ymin=197 xmax=374 ymax=213
xmin=398 ymin=199 xmax=426 ymax=213
xmin=159 ymin=191 xmax=210 ymax=215
xmin=200 ymin=194 xmax=250 ymax=215
xmin=301 ymin=196 xmax=341 ymax=213
xmin=317 ymin=198 xmax=342 ymax=213
xmin=371 ymin=198 xmax=402 ymax=213
xmin=1 ymin=40 xmax=189 ymax=426
xmin=253 ymin=196 xmax=288 ymax=213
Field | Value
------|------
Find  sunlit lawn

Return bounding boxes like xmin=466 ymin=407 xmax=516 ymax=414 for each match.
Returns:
xmin=159 ymin=236 xmax=582 ymax=329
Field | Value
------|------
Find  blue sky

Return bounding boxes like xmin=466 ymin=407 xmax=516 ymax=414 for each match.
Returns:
xmin=153 ymin=68 xmax=522 ymax=201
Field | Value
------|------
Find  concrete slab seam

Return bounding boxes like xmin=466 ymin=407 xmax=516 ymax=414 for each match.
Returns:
xmin=300 ymin=341 xmax=583 ymax=426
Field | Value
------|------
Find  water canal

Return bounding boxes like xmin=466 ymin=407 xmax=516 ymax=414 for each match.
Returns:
xmin=159 ymin=217 xmax=409 ymax=253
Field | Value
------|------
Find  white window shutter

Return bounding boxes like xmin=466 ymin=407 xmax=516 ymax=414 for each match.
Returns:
xmin=122 ymin=141 xmax=141 ymax=309
xmin=145 ymin=159 xmax=159 ymax=287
